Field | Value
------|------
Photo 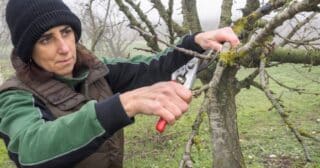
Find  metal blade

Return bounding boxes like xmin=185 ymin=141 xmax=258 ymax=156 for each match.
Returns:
xmin=171 ymin=57 xmax=199 ymax=89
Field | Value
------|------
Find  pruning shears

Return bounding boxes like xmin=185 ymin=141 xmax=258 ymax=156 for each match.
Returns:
xmin=156 ymin=57 xmax=210 ymax=133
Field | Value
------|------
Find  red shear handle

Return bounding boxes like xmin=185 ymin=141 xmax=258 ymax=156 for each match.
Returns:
xmin=156 ymin=118 xmax=167 ymax=133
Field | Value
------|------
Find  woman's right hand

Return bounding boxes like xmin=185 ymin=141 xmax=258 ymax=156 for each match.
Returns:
xmin=119 ymin=81 xmax=192 ymax=125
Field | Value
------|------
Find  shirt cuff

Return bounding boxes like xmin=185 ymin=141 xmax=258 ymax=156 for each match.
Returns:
xmin=95 ymin=93 xmax=134 ymax=137
xmin=180 ymin=33 xmax=205 ymax=53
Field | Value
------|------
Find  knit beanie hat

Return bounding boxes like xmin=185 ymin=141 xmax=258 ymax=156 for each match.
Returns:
xmin=6 ymin=0 xmax=82 ymax=63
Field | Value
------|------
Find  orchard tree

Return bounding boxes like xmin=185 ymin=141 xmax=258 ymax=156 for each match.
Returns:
xmin=0 ymin=0 xmax=10 ymax=57
xmin=113 ymin=0 xmax=320 ymax=167
xmin=77 ymin=0 xmax=137 ymax=57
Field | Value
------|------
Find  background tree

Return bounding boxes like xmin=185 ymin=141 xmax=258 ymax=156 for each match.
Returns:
xmin=112 ymin=0 xmax=320 ymax=167
xmin=78 ymin=0 xmax=137 ymax=57
xmin=0 ymin=0 xmax=10 ymax=58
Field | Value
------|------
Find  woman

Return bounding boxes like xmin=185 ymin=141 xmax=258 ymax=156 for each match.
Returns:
xmin=0 ymin=0 xmax=240 ymax=167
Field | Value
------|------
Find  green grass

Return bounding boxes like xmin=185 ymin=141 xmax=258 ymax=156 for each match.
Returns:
xmin=123 ymin=64 xmax=320 ymax=168
xmin=0 ymin=63 xmax=319 ymax=168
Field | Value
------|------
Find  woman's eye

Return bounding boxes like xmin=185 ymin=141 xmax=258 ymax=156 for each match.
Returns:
xmin=62 ymin=28 xmax=73 ymax=37
xmin=39 ymin=37 xmax=50 ymax=45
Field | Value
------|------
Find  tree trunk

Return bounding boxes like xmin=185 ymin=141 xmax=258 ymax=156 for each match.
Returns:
xmin=242 ymin=0 xmax=260 ymax=17
xmin=220 ymin=0 xmax=233 ymax=27
xmin=181 ymin=0 xmax=202 ymax=32
xmin=204 ymin=1 xmax=245 ymax=167
xmin=206 ymin=67 xmax=245 ymax=168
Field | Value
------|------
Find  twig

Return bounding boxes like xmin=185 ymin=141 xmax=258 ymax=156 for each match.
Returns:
xmin=239 ymin=0 xmax=320 ymax=57
xmin=267 ymin=72 xmax=304 ymax=92
xmin=131 ymin=26 xmax=213 ymax=60
xmin=179 ymin=99 xmax=208 ymax=168
xmin=259 ymin=57 xmax=312 ymax=162
xmin=237 ymin=68 xmax=260 ymax=90
xmin=192 ymin=84 xmax=209 ymax=97
xmin=298 ymin=129 xmax=320 ymax=143
xmin=192 ymin=60 xmax=226 ymax=96
xmin=133 ymin=47 xmax=157 ymax=54
xmin=266 ymin=72 xmax=320 ymax=96
xmin=291 ymin=64 xmax=320 ymax=84
xmin=278 ymin=12 xmax=318 ymax=47
xmin=192 ymin=51 xmax=220 ymax=96
xmin=276 ymin=32 xmax=320 ymax=46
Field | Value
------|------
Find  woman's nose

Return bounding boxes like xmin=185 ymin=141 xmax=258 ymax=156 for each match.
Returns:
xmin=57 ymin=38 xmax=70 ymax=54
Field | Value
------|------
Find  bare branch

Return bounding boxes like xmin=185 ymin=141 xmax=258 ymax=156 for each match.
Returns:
xmin=266 ymin=72 xmax=320 ymax=96
xmin=167 ymin=0 xmax=175 ymax=44
xmin=240 ymin=0 xmax=320 ymax=57
xmin=276 ymin=32 xmax=320 ymax=46
xmin=131 ymin=26 xmax=213 ymax=60
xmin=179 ymin=99 xmax=208 ymax=168
xmin=279 ymin=12 xmax=318 ymax=47
xmin=237 ymin=68 xmax=260 ymax=90
xmin=149 ymin=0 xmax=187 ymax=36
xmin=133 ymin=47 xmax=157 ymax=54
xmin=115 ymin=0 xmax=161 ymax=51
xmin=259 ymin=56 xmax=312 ymax=162
xmin=291 ymin=64 xmax=320 ymax=84
xmin=124 ymin=0 xmax=157 ymax=38
xmin=233 ymin=0 xmax=287 ymax=39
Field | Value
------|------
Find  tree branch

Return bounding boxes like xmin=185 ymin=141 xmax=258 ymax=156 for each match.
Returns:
xmin=124 ymin=0 xmax=157 ymax=38
xmin=149 ymin=0 xmax=187 ymax=36
xmin=270 ymin=47 xmax=320 ymax=65
xmin=266 ymin=72 xmax=320 ymax=96
xmin=179 ymin=99 xmax=208 ymax=168
xmin=259 ymin=56 xmax=312 ymax=162
xmin=131 ymin=26 xmax=214 ymax=60
xmin=237 ymin=68 xmax=260 ymax=90
xmin=279 ymin=12 xmax=318 ymax=47
xmin=240 ymin=0 xmax=320 ymax=56
xmin=115 ymin=0 xmax=161 ymax=51
xmin=233 ymin=0 xmax=287 ymax=39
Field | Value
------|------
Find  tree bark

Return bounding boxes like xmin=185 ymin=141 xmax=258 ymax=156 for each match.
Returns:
xmin=242 ymin=0 xmax=260 ymax=17
xmin=271 ymin=47 xmax=320 ymax=65
xmin=220 ymin=0 xmax=233 ymax=27
xmin=181 ymin=0 xmax=202 ymax=33
xmin=115 ymin=0 xmax=161 ymax=52
xmin=150 ymin=0 xmax=187 ymax=37
xmin=207 ymin=67 xmax=245 ymax=168
xmin=207 ymin=3 xmax=245 ymax=166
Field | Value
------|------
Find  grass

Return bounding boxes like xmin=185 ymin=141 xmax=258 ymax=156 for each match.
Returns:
xmin=123 ymin=64 xmax=320 ymax=168
xmin=0 ymin=61 xmax=319 ymax=168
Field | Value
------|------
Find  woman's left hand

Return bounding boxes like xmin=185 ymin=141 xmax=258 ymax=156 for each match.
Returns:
xmin=195 ymin=27 xmax=240 ymax=51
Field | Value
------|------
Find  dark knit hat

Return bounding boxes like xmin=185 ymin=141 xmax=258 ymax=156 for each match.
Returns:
xmin=6 ymin=0 xmax=82 ymax=63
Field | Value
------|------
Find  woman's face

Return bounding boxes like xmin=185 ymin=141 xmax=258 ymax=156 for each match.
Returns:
xmin=32 ymin=25 xmax=77 ymax=78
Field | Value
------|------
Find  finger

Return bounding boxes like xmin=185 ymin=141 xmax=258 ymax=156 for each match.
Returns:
xmin=162 ymin=101 xmax=183 ymax=120
xmin=207 ymin=41 xmax=223 ymax=51
xmin=169 ymin=81 xmax=193 ymax=103
xmin=227 ymin=35 xmax=240 ymax=48
xmin=156 ymin=84 xmax=189 ymax=115
xmin=157 ymin=107 xmax=176 ymax=125
xmin=156 ymin=93 xmax=182 ymax=116
xmin=216 ymin=28 xmax=240 ymax=48
xmin=142 ymin=99 xmax=176 ymax=124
